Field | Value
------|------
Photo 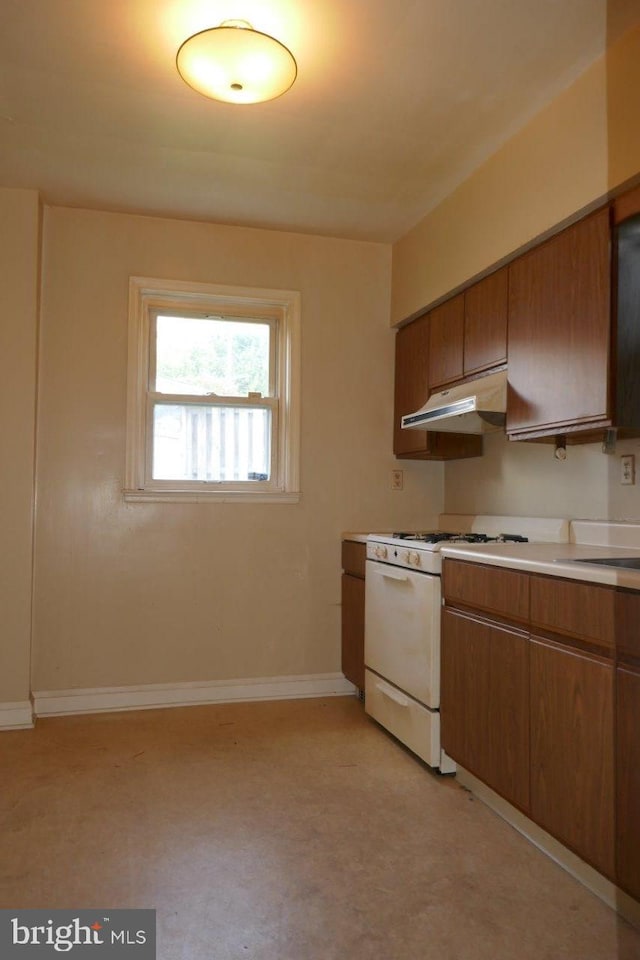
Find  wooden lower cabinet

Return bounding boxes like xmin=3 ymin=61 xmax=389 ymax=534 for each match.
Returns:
xmin=529 ymin=638 xmax=615 ymax=879
xmin=341 ymin=540 xmax=366 ymax=691
xmin=441 ymin=608 xmax=529 ymax=812
xmin=442 ymin=558 xmax=625 ymax=890
xmin=616 ymin=665 xmax=640 ymax=900
xmin=341 ymin=573 xmax=364 ymax=690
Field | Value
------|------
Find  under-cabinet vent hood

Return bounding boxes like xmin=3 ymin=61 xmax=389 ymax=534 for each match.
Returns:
xmin=401 ymin=369 xmax=507 ymax=434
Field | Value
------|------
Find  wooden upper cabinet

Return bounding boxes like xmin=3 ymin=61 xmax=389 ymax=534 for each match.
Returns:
xmin=463 ymin=267 xmax=508 ymax=375
xmin=507 ymin=207 xmax=612 ymax=440
xmin=393 ymin=315 xmax=482 ymax=461
xmin=394 ymin=313 xmax=430 ymax=457
xmin=428 ymin=294 xmax=464 ymax=388
xmin=614 ymin=183 xmax=640 ymax=224
xmin=425 ymin=271 xmax=507 ymax=391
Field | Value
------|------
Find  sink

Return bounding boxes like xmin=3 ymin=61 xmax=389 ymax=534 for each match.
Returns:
xmin=567 ymin=557 xmax=640 ymax=570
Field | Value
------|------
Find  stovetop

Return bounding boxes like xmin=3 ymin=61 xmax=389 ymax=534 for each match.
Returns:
xmin=366 ymin=530 xmax=529 ymax=574
xmin=390 ymin=531 xmax=529 ymax=544
xmin=364 ymin=516 xmax=569 ymax=574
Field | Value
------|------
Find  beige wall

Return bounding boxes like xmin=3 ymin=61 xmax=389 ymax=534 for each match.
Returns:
xmin=607 ymin=21 xmax=640 ymax=189
xmin=32 ymin=206 xmax=442 ymax=692
xmin=0 ymin=188 xmax=40 ymax=703
xmin=391 ymin=22 xmax=640 ymax=325
xmin=444 ymin=434 xmax=640 ymax=523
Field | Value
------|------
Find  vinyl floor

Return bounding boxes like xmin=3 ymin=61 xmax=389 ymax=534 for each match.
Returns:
xmin=1 ymin=696 xmax=639 ymax=959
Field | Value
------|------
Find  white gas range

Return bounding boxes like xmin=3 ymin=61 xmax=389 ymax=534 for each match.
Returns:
xmin=364 ymin=516 xmax=569 ymax=773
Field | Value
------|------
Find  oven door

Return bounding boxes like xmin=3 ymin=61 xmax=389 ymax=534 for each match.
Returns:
xmin=364 ymin=559 xmax=441 ymax=708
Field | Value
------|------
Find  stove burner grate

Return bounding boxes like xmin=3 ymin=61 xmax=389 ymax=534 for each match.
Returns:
xmin=391 ymin=531 xmax=529 ymax=544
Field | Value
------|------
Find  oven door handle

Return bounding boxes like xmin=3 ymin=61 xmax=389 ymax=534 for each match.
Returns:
xmin=376 ymin=568 xmax=409 ymax=583
xmin=376 ymin=682 xmax=410 ymax=708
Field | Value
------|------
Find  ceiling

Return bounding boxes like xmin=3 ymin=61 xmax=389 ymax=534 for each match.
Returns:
xmin=0 ymin=0 xmax=637 ymax=242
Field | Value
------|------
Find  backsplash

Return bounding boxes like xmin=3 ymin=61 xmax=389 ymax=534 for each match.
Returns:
xmin=444 ymin=430 xmax=640 ymax=522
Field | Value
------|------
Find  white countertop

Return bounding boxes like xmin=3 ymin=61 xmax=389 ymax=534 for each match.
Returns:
xmin=342 ymin=532 xmax=374 ymax=544
xmin=440 ymin=541 xmax=640 ymax=589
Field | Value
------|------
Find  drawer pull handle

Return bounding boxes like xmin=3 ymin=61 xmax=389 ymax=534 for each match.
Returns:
xmin=377 ymin=683 xmax=409 ymax=708
xmin=378 ymin=569 xmax=409 ymax=583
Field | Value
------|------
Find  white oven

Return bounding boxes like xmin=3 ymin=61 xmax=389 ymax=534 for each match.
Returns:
xmin=364 ymin=535 xmax=455 ymax=773
xmin=363 ymin=520 xmax=569 ymax=771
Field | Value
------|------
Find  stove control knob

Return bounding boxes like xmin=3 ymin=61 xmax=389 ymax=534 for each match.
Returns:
xmin=408 ymin=550 xmax=421 ymax=567
xmin=374 ymin=545 xmax=388 ymax=560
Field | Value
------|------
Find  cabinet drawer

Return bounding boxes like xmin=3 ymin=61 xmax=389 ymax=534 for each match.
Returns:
xmin=443 ymin=559 xmax=529 ymax=623
xmin=365 ymin=670 xmax=442 ymax=767
xmin=530 ymin=575 xmax=614 ymax=651
xmin=341 ymin=540 xmax=366 ymax=578
xmin=616 ymin=589 xmax=640 ymax=664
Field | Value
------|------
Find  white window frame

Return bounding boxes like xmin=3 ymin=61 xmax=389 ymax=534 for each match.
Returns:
xmin=125 ymin=277 xmax=301 ymax=503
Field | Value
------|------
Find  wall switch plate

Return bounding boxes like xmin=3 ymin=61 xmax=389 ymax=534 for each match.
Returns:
xmin=621 ymin=454 xmax=635 ymax=485
xmin=391 ymin=469 xmax=403 ymax=490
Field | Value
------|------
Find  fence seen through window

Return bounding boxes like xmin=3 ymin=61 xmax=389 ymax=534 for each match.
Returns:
xmin=151 ymin=313 xmax=273 ymax=483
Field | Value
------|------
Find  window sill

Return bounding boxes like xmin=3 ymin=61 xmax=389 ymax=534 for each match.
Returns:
xmin=123 ymin=489 xmax=301 ymax=504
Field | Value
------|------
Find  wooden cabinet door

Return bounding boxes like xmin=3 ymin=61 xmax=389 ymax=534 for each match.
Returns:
xmin=507 ymin=207 xmax=611 ymax=439
xmin=393 ymin=316 xmax=482 ymax=461
xmin=441 ymin=608 xmax=530 ymax=811
xmin=530 ymin=638 xmax=615 ymax=878
xmin=428 ymin=294 xmax=464 ymax=388
xmin=341 ymin=572 xmax=365 ymax=690
xmin=394 ymin=313 xmax=430 ymax=457
xmin=616 ymin=665 xmax=640 ymax=900
xmin=464 ymin=268 xmax=508 ymax=375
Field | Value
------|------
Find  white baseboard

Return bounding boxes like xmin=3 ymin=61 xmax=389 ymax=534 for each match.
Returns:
xmin=456 ymin=766 xmax=640 ymax=931
xmin=33 ymin=672 xmax=356 ymax=718
xmin=0 ymin=700 xmax=34 ymax=730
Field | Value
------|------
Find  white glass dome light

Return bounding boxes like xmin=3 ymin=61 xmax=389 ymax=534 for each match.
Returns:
xmin=176 ymin=19 xmax=297 ymax=105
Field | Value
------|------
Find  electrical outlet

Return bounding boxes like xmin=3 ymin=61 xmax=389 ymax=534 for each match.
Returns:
xmin=621 ymin=454 xmax=635 ymax=485
xmin=391 ymin=469 xmax=403 ymax=490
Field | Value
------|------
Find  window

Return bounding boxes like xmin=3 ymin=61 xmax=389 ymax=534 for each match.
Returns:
xmin=125 ymin=277 xmax=300 ymax=502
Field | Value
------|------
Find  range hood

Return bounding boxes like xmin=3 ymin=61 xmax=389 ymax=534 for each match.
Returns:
xmin=401 ymin=369 xmax=507 ymax=434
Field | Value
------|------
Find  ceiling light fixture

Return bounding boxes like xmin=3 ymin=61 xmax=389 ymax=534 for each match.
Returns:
xmin=176 ymin=19 xmax=297 ymax=105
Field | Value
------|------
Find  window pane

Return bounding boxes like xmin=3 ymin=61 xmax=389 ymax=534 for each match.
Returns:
xmin=154 ymin=315 xmax=270 ymax=396
xmin=152 ymin=404 xmax=271 ymax=482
